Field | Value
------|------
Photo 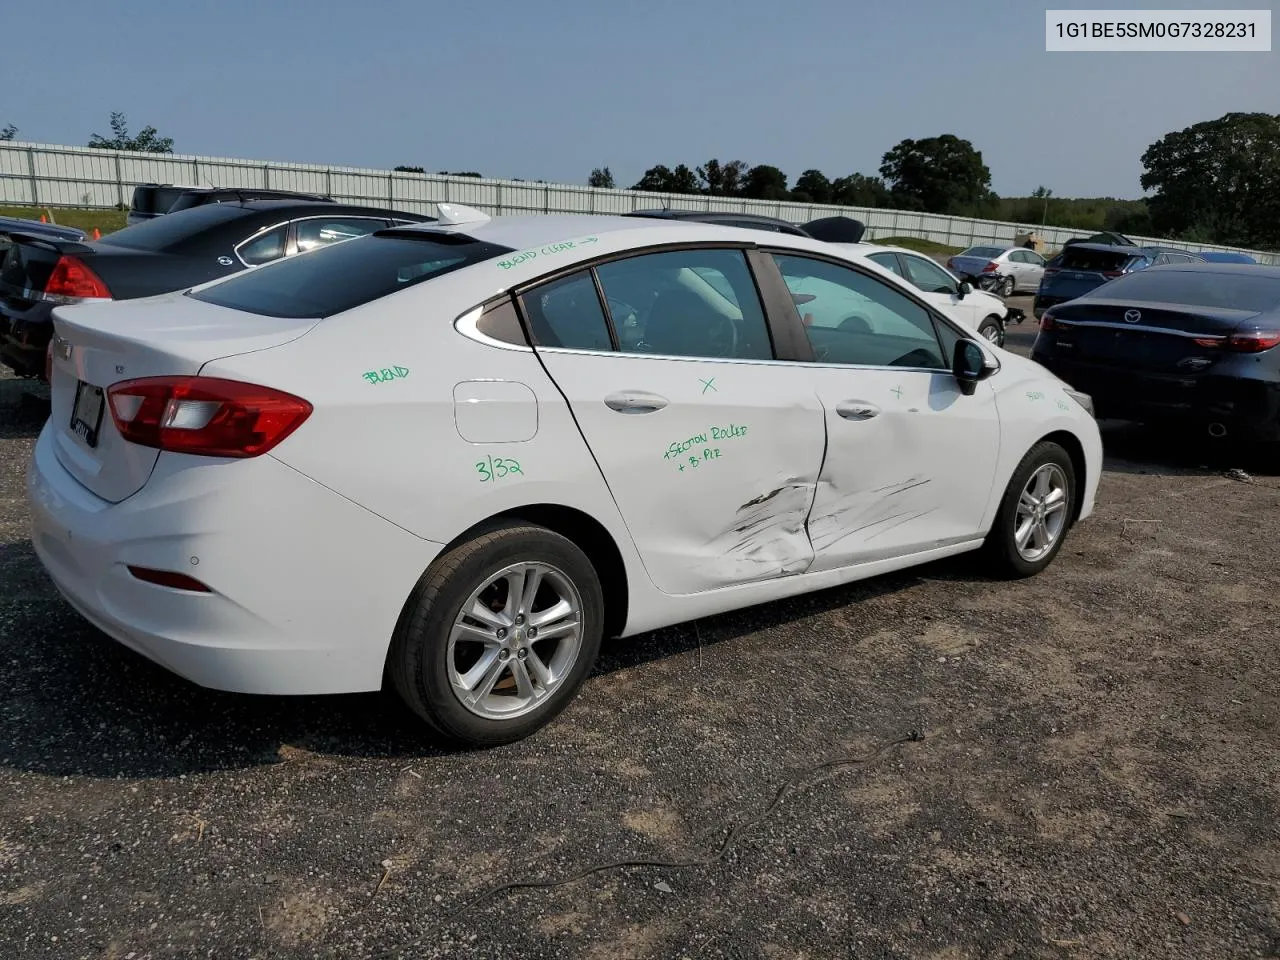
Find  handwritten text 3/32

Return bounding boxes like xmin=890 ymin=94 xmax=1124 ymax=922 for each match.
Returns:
xmin=476 ymin=456 xmax=524 ymax=483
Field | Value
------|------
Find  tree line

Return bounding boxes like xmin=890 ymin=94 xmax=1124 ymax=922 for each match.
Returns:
xmin=5 ymin=110 xmax=1275 ymax=249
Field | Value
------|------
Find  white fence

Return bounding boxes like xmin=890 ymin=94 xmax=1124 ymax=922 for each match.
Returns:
xmin=2 ymin=140 xmax=1276 ymax=265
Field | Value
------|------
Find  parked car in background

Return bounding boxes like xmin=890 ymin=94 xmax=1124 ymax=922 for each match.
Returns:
xmin=842 ymin=242 xmax=1017 ymax=344
xmin=0 ymin=215 xmax=87 ymax=245
xmin=1032 ymin=263 xmax=1280 ymax=446
xmin=1034 ymin=243 xmax=1164 ymax=318
xmin=626 ymin=208 xmax=866 ymax=243
xmin=1 ymin=200 xmax=432 ymax=378
xmin=127 ymin=183 xmax=335 ymax=225
xmin=947 ymin=245 xmax=1047 ymax=298
xmin=29 ymin=207 xmax=1100 ymax=746
xmin=1197 ymin=251 xmax=1258 ymax=264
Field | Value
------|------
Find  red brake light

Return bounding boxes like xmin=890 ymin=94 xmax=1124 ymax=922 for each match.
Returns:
xmin=946 ymin=258 xmax=955 ymax=269
xmin=982 ymin=262 xmax=998 ymax=272
xmin=107 ymin=376 xmax=312 ymax=458
xmin=1224 ymin=330 xmax=1280 ymax=353
xmin=1039 ymin=312 xmax=1058 ymax=331
xmin=44 ymin=255 xmax=112 ymax=300
xmin=1101 ymin=270 xmax=1123 ymax=278
xmin=1043 ymin=267 xmax=1058 ymax=275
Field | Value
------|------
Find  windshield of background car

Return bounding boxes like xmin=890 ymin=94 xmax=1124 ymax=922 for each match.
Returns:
xmin=188 ymin=233 xmax=514 ymax=318
xmin=962 ymin=246 xmax=1005 ymax=258
xmin=1082 ymin=270 xmax=1280 ymax=313
xmin=100 ymin=203 xmax=251 ymax=252
xmin=1057 ymin=248 xmax=1134 ymax=272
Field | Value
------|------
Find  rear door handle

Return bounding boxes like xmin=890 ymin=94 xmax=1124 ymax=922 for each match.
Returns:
xmin=604 ymin=391 xmax=668 ymax=414
xmin=836 ymin=400 xmax=880 ymax=421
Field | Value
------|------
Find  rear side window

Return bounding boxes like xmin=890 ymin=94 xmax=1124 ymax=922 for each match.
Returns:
xmin=520 ymin=271 xmax=614 ymax=351
xmin=189 ymin=233 xmax=513 ymax=318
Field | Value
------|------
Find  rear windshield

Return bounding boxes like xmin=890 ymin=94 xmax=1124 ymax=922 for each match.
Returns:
xmin=188 ymin=232 xmax=513 ymax=318
xmin=130 ymin=186 xmax=186 ymax=215
xmin=101 ymin=203 xmax=252 ymax=252
xmin=1057 ymin=248 xmax=1139 ymax=272
xmin=1083 ymin=270 xmax=1280 ymax=313
xmin=961 ymin=246 xmax=1004 ymax=258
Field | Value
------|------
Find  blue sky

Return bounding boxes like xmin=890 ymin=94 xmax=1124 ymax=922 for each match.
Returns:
xmin=2 ymin=0 xmax=1274 ymax=198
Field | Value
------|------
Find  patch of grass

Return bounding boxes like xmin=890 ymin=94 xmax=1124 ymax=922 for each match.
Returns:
xmin=0 ymin=206 xmax=128 ymax=235
xmin=870 ymin=235 xmax=962 ymax=255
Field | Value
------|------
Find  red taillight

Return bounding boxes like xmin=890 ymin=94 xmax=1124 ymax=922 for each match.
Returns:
xmin=44 ymin=255 xmax=112 ymax=300
xmin=1043 ymin=267 xmax=1059 ymax=276
xmin=107 ymin=376 xmax=312 ymax=458
xmin=946 ymin=257 xmax=955 ymax=269
xmin=1039 ymin=312 xmax=1058 ymax=331
xmin=981 ymin=262 xmax=998 ymax=272
xmin=127 ymin=566 xmax=212 ymax=592
xmin=1101 ymin=270 xmax=1123 ymax=278
xmin=1223 ymin=330 xmax=1280 ymax=353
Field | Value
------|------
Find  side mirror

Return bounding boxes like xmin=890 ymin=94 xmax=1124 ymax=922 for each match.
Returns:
xmin=952 ymin=339 xmax=997 ymax=395
xmin=957 ymin=280 xmax=972 ymax=298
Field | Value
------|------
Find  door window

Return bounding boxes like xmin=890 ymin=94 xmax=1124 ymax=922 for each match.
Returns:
xmin=901 ymin=255 xmax=959 ymax=295
xmin=519 ymin=271 xmax=614 ymax=351
xmin=866 ymin=252 xmax=905 ymax=278
xmin=773 ymin=254 xmax=949 ymax=369
xmin=295 ymin=217 xmax=386 ymax=253
xmin=594 ymin=249 xmax=773 ymax=360
xmin=236 ymin=225 xmax=288 ymax=266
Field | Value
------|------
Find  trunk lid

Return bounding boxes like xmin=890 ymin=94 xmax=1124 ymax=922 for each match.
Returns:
xmin=1040 ymin=248 xmax=1149 ymax=299
xmin=47 ymin=292 xmax=321 ymax=503
xmin=1047 ymin=299 xmax=1258 ymax=373
xmin=949 ymin=255 xmax=997 ymax=278
xmin=0 ymin=236 xmax=97 ymax=311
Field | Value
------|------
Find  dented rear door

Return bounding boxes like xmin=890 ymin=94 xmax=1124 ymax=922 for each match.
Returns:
xmin=522 ymin=251 xmax=827 ymax=596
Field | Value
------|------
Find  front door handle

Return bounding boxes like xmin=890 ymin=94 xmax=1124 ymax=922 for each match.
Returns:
xmin=836 ymin=400 xmax=880 ymax=421
xmin=604 ymin=391 xmax=668 ymax=414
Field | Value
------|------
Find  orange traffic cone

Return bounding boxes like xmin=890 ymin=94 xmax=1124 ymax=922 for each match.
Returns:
xmin=39 ymin=214 xmax=46 ymax=223
xmin=92 ymin=227 xmax=101 ymax=240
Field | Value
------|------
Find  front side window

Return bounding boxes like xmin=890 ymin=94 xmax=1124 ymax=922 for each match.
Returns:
xmin=772 ymin=254 xmax=948 ymax=369
xmin=902 ymin=255 xmax=959 ymax=295
xmin=594 ymin=249 xmax=773 ymax=360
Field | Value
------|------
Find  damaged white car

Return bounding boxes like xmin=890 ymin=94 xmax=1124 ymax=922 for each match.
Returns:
xmin=29 ymin=206 xmax=1102 ymax=747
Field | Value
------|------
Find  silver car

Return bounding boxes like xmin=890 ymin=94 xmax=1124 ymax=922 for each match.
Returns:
xmin=947 ymin=245 xmax=1047 ymax=298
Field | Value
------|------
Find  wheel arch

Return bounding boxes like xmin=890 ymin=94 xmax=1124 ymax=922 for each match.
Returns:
xmin=1039 ymin=429 xmax=1088 ymax=524
xmin=432 ymin=503 xmax=630 ymax=641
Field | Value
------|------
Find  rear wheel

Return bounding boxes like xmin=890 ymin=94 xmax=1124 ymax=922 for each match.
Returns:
xmin=388 ymin=522 xmax=604 ymax=746
xmin=1000 ymin=275 xmax=1016 ymax=298
xmin=982 ymin=441 xmax=1076 ymax=578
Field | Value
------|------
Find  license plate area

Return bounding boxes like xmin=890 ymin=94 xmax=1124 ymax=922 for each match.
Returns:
xmin=70 ymin=380 xmax=105 ymax=448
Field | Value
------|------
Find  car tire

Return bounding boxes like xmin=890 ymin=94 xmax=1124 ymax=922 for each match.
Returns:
xmin=1000 ymin=275 xmax=1016 ymax=298
xmin=388 ymin=522 xmax=605 ymax=747
xmin=977 ymin=315 xmax=1004 ymax=346
xmin=982 ymin=441 xmax=1076 ymax=579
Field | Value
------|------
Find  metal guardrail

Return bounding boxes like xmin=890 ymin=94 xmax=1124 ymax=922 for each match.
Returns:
xmin=2 ymin=140 xmax=1276 ymax=264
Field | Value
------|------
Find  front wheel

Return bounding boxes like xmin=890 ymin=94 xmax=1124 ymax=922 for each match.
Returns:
xmin=982 ymin=441 xmax=1076 ymax=578
xmin=977 ymin=315 xmax=1005 ymax=346
xmin=1000 ymin=275 xmax=1016 ymax=298
xmin=388 ymin=522 xmax=605 ymax=747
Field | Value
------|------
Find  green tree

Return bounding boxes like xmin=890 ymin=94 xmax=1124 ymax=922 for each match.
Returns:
xmin=394 ymin=165 xmax=425 ymax=173
xmin=588 ymin=166 xmax=615 ymax=188
xmin=631 ymin=163 xmax=699 ymax=194
xmin=0 ymin=124 xmax=16 ymax=141
xmin=740 ymin=164 xmax=789 ymax=200
xmin=879 ymin=134 xmax=992 ymax=213
xmin=438 ymin=170 xmax=482 ymax=178
xmin=87 ymin=112 xmax=174 ymax=153
xmin=830 ymin=173 xmax=891 ymax=208
xmin=696 ymin=158 xmax=747 ymax=196
xmin=791 ymin=169 xmax=832 ymax=204
xmin=1140 ymin=111 xmax=1280 ymax=248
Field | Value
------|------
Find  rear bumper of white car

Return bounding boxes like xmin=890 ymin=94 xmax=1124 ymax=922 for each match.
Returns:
xmin=26 ymin=422 xmax=443 ymax=695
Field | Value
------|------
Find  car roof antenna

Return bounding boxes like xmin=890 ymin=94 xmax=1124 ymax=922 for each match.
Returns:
xmin=435 ymin=202 xmax=491 ymax=227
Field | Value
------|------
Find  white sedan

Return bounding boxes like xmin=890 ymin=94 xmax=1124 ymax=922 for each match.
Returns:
xmin=29 ymin=206 xmax=1102 ymax=746
xmin=832 ymin=242 xmax=1014 ymax=343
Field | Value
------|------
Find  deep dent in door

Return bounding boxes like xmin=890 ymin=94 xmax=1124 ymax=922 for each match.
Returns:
xmin=697 ymin=477 xmax=817 ymax=584
xmin=806 ymin=474 xmax=939 ymax=554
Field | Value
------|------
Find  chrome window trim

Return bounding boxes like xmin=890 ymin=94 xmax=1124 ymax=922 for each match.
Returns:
xmin=232 ymin=219 xmax=292 ymax=268
xmin=528 ymin=343 xmax=951 ymax=375
xmin=453 ymin=304 xmax=534 ymax=353
xmin=1054 ymin=319 xmax=1225 ymax=339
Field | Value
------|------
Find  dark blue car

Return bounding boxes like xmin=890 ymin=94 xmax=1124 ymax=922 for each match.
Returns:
xmin=1033 ymin=243 xmax=1206 ymax=318
xmin=1032 ymin=263 xmax=1280 ymax=446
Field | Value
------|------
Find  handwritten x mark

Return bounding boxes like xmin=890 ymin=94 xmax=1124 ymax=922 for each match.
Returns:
xmin=700 ymin=377 xmax=717 ymax=394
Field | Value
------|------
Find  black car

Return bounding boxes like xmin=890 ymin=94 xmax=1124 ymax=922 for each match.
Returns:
xmin=625 ymin=208 xmax=866 ymax=243
xmin=0 ymin=200 xmax=433 ymax=379
xmin=126 ymin=184 xmax=336 ymax=225
xmin=1031 ymin=263 xmax=1280 ymax=445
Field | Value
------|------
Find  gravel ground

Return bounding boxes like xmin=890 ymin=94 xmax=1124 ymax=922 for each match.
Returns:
xmin=2 ymin=303 xmax=1279 ymax=959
